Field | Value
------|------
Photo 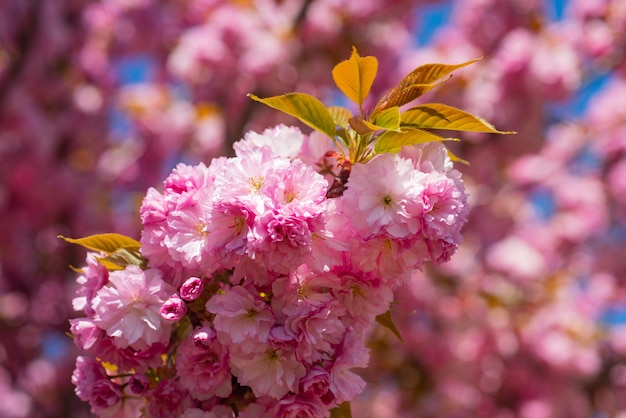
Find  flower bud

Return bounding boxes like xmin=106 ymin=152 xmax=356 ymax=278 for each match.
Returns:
xmin=160 ymin=294 xmax=187 ymax=322
xmin=179 ymin=277 xmax=204 ymax=301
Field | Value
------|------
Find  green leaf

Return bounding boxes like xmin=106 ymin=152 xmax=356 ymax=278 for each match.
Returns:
xmin=97 ymin=247 xmax=147 ymax=271
xmin=330 ymin=402 xmax=353 ymax=418
xmin=401 ymin=103 xmax=516 ymax=134
xmin=375 ymin=310 xmax=404 ymax=342
xmin=371 ymin=58 xmax=481 ymax=118
xmin=328 ymin=106 xmax=353 ymax=128
xmin=372 ymin=106 xmax=401 ymax=132
xmin=332 ymin=46 xmax=378 ymax=109
xmin=248 ymin=93 xmax=337 ymax=139
xmin=59 ymin=233 xmax=141 ymax=255
xmin=374 ymin=129 xmax=457 ymax=155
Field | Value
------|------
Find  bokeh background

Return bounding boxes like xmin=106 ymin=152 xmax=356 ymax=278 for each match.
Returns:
xmin=1 ymin=0 xmax=626 ymax=416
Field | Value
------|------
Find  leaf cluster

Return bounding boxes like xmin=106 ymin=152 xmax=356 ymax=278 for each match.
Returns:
xmin=249 ymin=46 xmax=514 ymax=165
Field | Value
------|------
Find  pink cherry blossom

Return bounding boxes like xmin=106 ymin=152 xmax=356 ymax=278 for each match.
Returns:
xmin=91 ymin=265 xmax=174 ymax=350
xmin=340 ymin=153 xmax=424 ymax=239
xmin=300 ymin=366 xmax=337 ymax=407
xmin=229 ymin=342 xmax=306 ymax=399
xmin=272 ymin=393 xmax=328 ymax=418
xmin=176 ymin=325 xmax=232 ymax=400
xmin=328 ymin=330 xmax=369 ymax=404
xmin=205 ymin=285 xmax=274 ymax=351
xmin=284 ymin=300 xmax=346 ymax=362
xmin=72 ymin=252 xmax=110 ymax=316
xmin=234 ymin=124 xmax=305 ymax=160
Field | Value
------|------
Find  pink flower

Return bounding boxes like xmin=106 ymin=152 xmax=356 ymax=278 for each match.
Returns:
xmin=176 ymin=326 xmax=232 ymax=400
xmin=339 ymin=153 xmax=423 ymax=239
xmin=346 ymin=235 xmax=425 ymax=284
xmin=335 ymin=270 xmax=394 ymax=326
xmin=71 ymin=356 xmax=122 ymax=414
xmin=212 ymin=148 xmax=287 ymax=211
xmin=229 ymin=343 xmax=306 ymax=399
xmin=234 ymin=125 xmax=305 ymax=160
xmin=272 ymin=393 xmax=328 ymax=418
xmin=140 ymin=187 xmax=168 ymax=226
xmin=145 ymin=379 xmax=192 ymax=418
xmin=162 ymin=162 xmax=212 ymax=211
xmin=205 ymin=285 xmax=274 ymax=352
xmin=89 ymin=379 xmax=122 ymax=411
xmin=328 ymin=331 xmax=369 ymax=403
xmin=205 ymin=198 xmax=254 ymax=267
xmin=164 ymin=189 xmax=217 ymax=272
xmin=247 ymin=208 xmax=314 ymax=274
xmin=300 ymin=366 xmax=336 ymax=407
xmin=73 ymin=252 xmax=109 ymax=316
xmin=265 ymin=158 xmax=328 ymax=214
xmin=420 ymin=170 xmax=469 ymax=263
xmin=91 ymin=265 xmax=174 ymax=350
xmin=284 ymin=301 xmax=346 ymax=362
xmin=71 ymin=356 xmax=107 ymax=402
xmin=399 ymin=142 xmax=453 ymax=173
xmin=271 ymin=268 xmax=341 ymax=318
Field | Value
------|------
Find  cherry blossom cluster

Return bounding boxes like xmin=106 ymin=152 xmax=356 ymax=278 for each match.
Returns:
xmin=69 ymin=124 xmax=469 ymax=417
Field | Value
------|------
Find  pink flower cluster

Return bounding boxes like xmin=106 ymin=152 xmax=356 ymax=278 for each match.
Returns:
xmin=70 ymin=125 xmax=468 ymax=417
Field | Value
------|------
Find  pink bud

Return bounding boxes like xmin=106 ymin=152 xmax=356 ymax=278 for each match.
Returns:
xmin=160 ymin=294 xmax=187 ymax=322
xmin=179 ymin=277 xmax=204 ymax=301
xmin=128 ymin=374 xmax=150 ymax=396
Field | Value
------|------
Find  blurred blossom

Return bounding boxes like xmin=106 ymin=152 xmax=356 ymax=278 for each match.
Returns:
xmin=2 ymin=0 xmax=626 ymax=417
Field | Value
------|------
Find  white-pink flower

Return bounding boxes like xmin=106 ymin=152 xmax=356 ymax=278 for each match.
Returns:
xmin=91 ymin=265 xmax=174 ymax=350
xmin=234 ymin=125 xmax=305 ymax=160
xmin=339 ymin=153 xmax=423 ymax=239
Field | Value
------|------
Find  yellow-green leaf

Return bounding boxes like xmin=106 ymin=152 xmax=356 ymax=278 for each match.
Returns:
xmin=332 ymin=46 xmax=378 ymax=109
xmin=375 ymin=310 xmax=404 ymax=342
xmin=248 ymin=93 xmax=336 ymax=139
xmin=447 ymin=148 xmax=469 ymax=165
xmin=371 ymin=58 xmax=481 ymax=118
xmin=372 ymin=106 xmax=401 ymax=132
xmin=96 ymin=258 xmax=126 ymax=271
xmin=59 ymin=233 xmax=141 ymax=255
xmin=347 ymin=107 xmax=402 ymax=135
xmin=401 ymin=103 xmax=516 ymax=134
xmin=348 ymin=116 xmax=378 ymax=135
xmin=330 ymin=402 xmax=353 ymax=418
xmin=328 ymin=106 xmax=353 ymax=128
xmin=97 ymin=247 xmax=147 ymax=271
xmin=374 ymin=129 xmax=457 ymax=155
